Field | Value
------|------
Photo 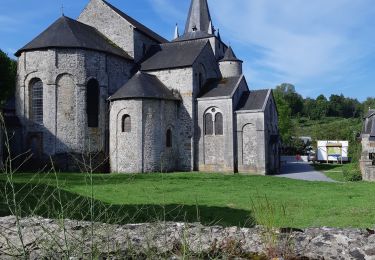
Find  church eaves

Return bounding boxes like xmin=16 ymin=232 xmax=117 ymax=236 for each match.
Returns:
xmin=15 ymin=16 xmax=131 ymax=59
xmin=109 ymin=72 xmax=179 ymax=101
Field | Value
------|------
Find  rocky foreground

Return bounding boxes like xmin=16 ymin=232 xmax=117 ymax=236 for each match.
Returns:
xmin=0 ymin=216 xmax=375 ymax=259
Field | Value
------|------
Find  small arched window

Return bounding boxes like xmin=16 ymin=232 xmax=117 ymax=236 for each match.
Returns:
xmin=30 ymin=79 xmax=43 ymax=124
xmin=86 ymin=79 xmax=99 ymax=127
xmin=122 ymin=115 xmax=131 ymax=133
xmin=205 ymin=113 xmax=213 ymax=135
xmin=215 ymin=112 xmax=223 ymax=135
xmin=166 ymin=129 xmax=172 ymax=147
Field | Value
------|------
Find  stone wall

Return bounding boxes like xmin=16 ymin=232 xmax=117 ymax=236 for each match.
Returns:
xmin=197 ymin=99 xmax=234 ymax=172
xmin=109 ymin=99 xmax=143 ymax=173
xmin=1 ymin=216 xmax=375 ymax=259
xmin=219 ymin=61 xmax=243 ymax=78
xmin=236 ymin=111 xmax=266 ymax=174
xmin=78 ymin=0 xmax=135 ymax=59
xmin=16 ymin=49 xmax=132 ymax=169
xmin=263 ymin=92 xmax=281 ymax=174
xmin=149 ymin=68 xmax=194 ymax=171
xmin=142 ymin=99 xmax=178 ymax=172
xmin=109 ymin=99 xmax=178 ymax=173
xmin=360 ymin=134 xmax=375 ymax=181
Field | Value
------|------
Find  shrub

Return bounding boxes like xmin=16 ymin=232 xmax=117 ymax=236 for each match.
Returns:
xmin=343 ymin=163 xmax=362 ymax=182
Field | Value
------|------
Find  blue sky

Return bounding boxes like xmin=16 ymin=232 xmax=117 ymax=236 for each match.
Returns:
xmin=1 ymin=0 xmax=374 ymax=101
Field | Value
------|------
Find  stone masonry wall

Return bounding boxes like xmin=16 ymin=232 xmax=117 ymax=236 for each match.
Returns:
xmin=263 ymin=93 xmax=281 ymax=174
xmin=109 ymin=99 xmax=143 ymax=173
xmin=219 ymin=61 xmax=243 ymax=78
xmin=16 ymin=49 xmax=132 ymax=167
xmin=78 ymin=0 xmax=135 ymax=59
xmin=142 ymin=99 xmax=178 ymax=172
xmin=149 ymin=68 xmax=194 ymax=171
xmin=198 ymin=99 xmax=234 ymax=172
xmin=2 ymin=216 xmax=375 ymax=260
xmin=236 ymin=112 xmax=266 ymax=174
xmin=360 ymin=134 xmax=375 ymax=181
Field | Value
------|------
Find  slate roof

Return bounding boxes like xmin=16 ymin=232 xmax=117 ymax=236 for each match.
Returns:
xmin=236 ymin=89 xmax=271 ymax=111
xmin=174 ymin=31 xmax=212 ymax=42
xmin=15 ymin=16 xmax=131 ymax=59
xmin=198 ymin=77 xmax=242 ymax=98
xmin=141 ymin=39 xmax=209 ymax=71
xmin=109 ymin=72 xmax=179 ymax=101
xmin=184 ymin=0 xmax=212 ymax=34
xmin=102 ymin=0 xmax=167 ymax=44
xmin=220 ymin=46 xmax=242 ymax=62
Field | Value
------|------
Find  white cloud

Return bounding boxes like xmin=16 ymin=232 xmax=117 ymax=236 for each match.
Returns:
xmin=209 ymin=0 xmax=375 ymax=95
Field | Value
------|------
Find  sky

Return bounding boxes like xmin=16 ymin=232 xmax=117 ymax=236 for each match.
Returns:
xmin=1 ymin=0 xmax=374 ymax=101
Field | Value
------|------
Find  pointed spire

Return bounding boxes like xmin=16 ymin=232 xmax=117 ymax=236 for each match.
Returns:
xmin=217 ymin=28 xmax=221 ymax=40
xmin=184 ymin=0 xmax=212 ymax=34
xmin=174 ymin=23 xmax=179 ymax=39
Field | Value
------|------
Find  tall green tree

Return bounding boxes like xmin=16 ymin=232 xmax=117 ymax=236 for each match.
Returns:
xmin=273 ymin=88 xmax=294 ymax=143
xmin=275 ymin=83 xmax=304 ymax=116
xmin=0 ymin=50 xmax=17 ymax=105
xmin=363 ymin=97 xmax=375 ymax=115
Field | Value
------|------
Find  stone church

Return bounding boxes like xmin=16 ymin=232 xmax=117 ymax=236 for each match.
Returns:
xmin=360 ymin=110 xmax=375 ymax=181
xmin=12 ymin=0 xmax=280 ymax=174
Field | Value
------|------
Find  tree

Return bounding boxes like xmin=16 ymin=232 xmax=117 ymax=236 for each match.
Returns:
xmin=273 ymin=88 xmax=294 ymax=143
xmin=363 ymin=97 xmax=375 ymax=115
xmin=0 ymin=50 xmax=17 ymax=105
xmin=274 ymin=83 xmax=304 ymax=116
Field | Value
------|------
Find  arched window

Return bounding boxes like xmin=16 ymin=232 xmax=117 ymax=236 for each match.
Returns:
xmin=204 ymin=108 xmax=224 ymax=136
xmin=166 ymin=129 xmax=172 ymax=147
xmin=205 ymin=113 xmax=213 ymax=135
xmin=86 ymin=79 xmax=99 ymax=127
xmin=122 ymin=115 xmax=131 ymax=133
xmin=29 ymin=79 xmax=43 ymax=124
xmin=215 ymin=112 xmax=223 ymax=135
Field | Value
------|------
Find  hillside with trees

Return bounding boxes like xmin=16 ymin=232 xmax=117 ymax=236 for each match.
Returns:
xmin=273 ymin=83 xmax=367 ymax=160
xmin=0 ymin=50 xmax=17 ymax=105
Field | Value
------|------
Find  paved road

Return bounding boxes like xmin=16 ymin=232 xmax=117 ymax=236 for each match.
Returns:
xmin=274 ymin=162 xmax=336 ymax=182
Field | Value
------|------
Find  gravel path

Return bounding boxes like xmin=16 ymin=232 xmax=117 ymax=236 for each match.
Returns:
xmin=274 ymin=162 xmax=336 ymax=182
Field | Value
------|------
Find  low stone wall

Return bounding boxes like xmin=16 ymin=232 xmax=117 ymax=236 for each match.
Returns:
xmin=1 ymin=216 xmax=375 ymax=259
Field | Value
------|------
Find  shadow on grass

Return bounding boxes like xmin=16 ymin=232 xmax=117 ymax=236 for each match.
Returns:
xmin=312 ymin=163 xmax=344 ymax=172
xmin=0 ymin=181 xmax=254 ymax=228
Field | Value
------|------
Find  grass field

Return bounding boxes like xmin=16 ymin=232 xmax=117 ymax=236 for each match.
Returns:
xmin=1 ymin=172 xmax=375 ymax=228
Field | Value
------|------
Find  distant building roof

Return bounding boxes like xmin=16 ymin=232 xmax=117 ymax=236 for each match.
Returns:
xmin=236 ymin=89 xmax=271 ymax=111
xmin=141 ymin=39 xmax=210 ymax=71
xmin=220 ymin=46 xmax=242 ymax=62
xmin=109 ymin=72 xmax=179 ymax=101
xmin=198 ymin=76 xmax=242 ymax=98
xmin=15 ymin=16 xmax=132 ymax=59
xmin=102 ymin=0 xmax=168 ymax=44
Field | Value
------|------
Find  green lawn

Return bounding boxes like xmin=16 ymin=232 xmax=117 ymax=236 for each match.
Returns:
xmin=1 ymin=172 xmax=375 ymax=228
xmin=313 ymin=164 xmax=347 ymax=182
